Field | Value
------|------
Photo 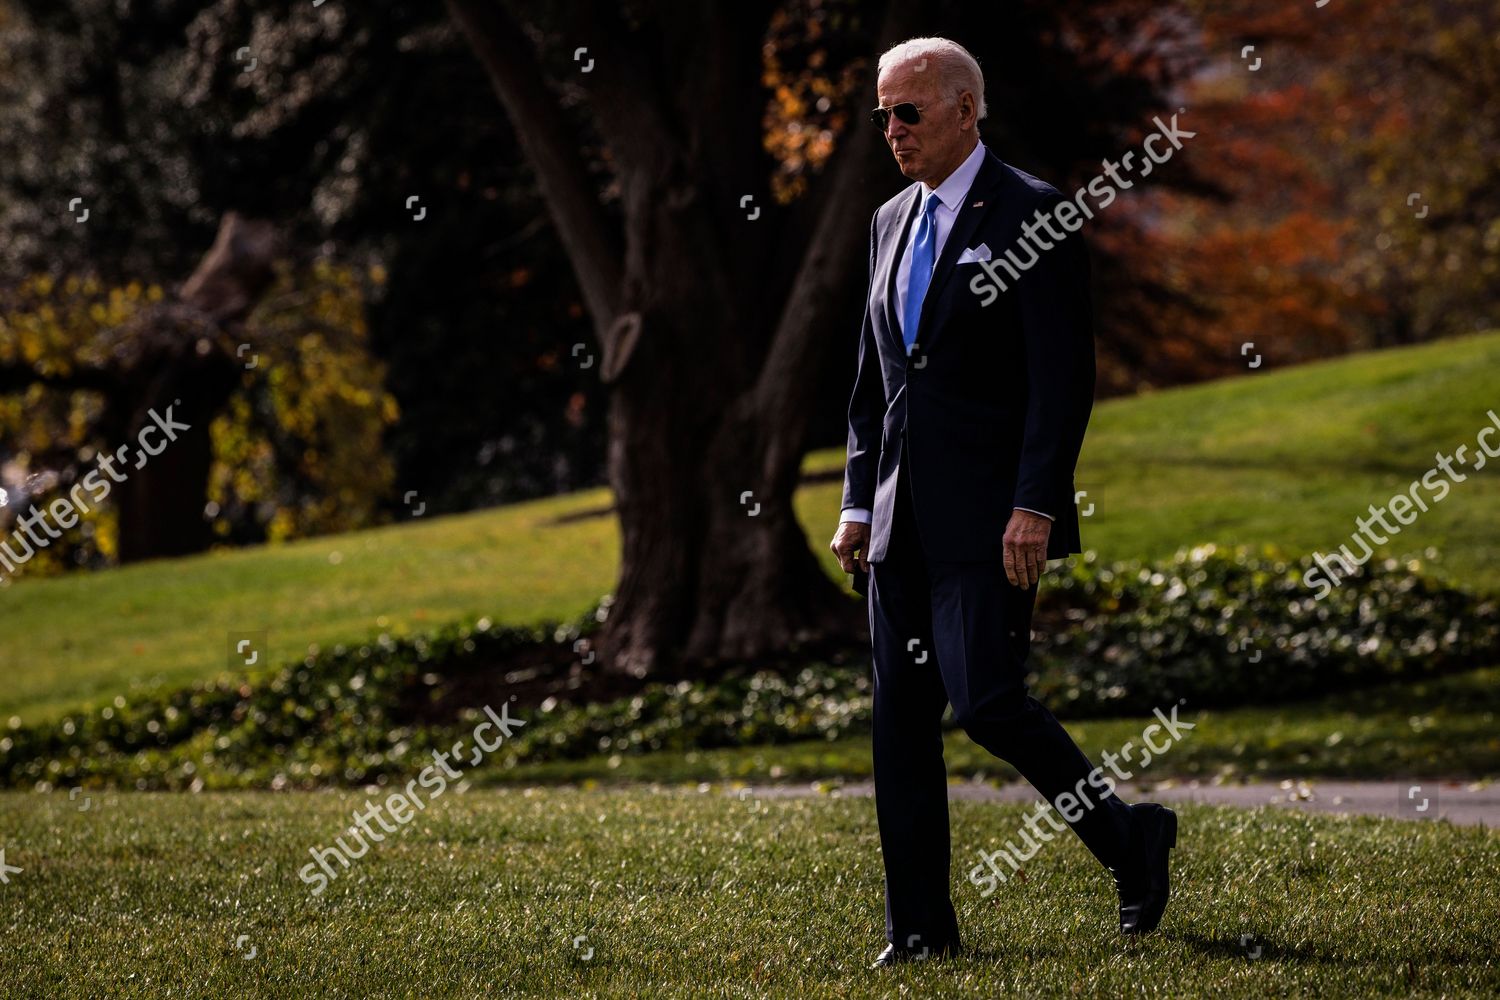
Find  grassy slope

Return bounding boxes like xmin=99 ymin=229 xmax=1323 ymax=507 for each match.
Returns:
xmin=3 ymin=789 xmax=1497 ymax=998
xmin=3 ymin=332 xmax=1498 ymax=723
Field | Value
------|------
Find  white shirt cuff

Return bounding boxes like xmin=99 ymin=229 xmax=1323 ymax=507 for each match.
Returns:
xmin=1014 ymin=506 xmax=1054 ymax=521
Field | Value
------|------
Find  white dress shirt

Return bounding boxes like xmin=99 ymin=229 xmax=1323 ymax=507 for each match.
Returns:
xmin=842 ymin=140 xmax=1053 ymax=527
xmin=892 ymin=140 xmax=987 ymax=336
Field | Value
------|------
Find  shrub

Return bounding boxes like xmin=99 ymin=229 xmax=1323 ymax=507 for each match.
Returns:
xmin=1030 ymin=545 xmax=1499 ymax=715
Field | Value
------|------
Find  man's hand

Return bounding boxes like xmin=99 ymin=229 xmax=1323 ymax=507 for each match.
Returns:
xmin=1003 ymin=508 xmax=1051 ymax=589
xmin=830 ymin=520 xmax=871 ymax=574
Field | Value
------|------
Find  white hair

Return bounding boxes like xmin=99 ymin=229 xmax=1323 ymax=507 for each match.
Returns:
xmin=878 ymin=37 xmax=987 ymax=120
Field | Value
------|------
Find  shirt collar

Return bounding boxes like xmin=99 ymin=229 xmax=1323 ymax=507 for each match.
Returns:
xmin=925 ymin=141 xmax=987 ymax=212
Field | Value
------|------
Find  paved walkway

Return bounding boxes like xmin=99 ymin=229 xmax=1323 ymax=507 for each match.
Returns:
xmin=730 ymin=778 xmax=1499 ymax=827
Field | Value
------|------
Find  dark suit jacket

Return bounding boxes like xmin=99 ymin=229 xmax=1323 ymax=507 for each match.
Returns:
xmin=841 ymin=147 xmax=1096 ymax=564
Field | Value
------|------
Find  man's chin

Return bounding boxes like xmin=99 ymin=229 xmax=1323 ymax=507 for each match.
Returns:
xmin=895 ymin=158 xmax=923 ymax=180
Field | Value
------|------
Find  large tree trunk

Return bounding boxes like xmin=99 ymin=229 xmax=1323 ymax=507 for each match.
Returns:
xmin=603 ymin=324 xmax=857 ymax=677
xmin=113 ymin=350 xmax=239 ymax=561
xmin=110 ymin=213 xmax=278 ymax=562
xmin=592 ymin=137 xmax=861 ymax=675
xmin=448 ymin=0 xmax=913 ymax=676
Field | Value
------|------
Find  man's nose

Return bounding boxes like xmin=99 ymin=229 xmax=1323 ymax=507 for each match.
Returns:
xmin=886 ymin=120 xmax=909 ymax=140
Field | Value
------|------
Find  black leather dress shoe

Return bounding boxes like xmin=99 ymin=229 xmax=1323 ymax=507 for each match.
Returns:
xmin=870 ymin=940 xmax=961 ymax=968
xmin=1116 ymin=802 xmax=1177 ymax=935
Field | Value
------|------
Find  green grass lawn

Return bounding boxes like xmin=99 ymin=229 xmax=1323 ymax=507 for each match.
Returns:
xmin=482 ymin=665 xmax=1500 ymax=786
xmin=2 ymin=789 xmax=1496 ymax=997
xmin=3 ymin=332 xmax=1499 ymax=724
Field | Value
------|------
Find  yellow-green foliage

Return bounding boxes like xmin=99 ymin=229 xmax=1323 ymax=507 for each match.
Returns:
xmin=209 ymin=261 xmax=399 ymax=542
xmin=0 ymin=276 xmax=163 ymax=572
xmin=0 ymin=264 xmax=398 ymax=570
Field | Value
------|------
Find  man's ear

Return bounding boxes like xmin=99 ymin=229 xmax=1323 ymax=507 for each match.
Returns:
xmin=957 ymin=92 xmax=977 ymax=130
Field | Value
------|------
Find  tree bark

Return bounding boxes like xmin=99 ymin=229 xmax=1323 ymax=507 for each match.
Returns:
xmin=111 ymin=324 xmax=241 ymax=562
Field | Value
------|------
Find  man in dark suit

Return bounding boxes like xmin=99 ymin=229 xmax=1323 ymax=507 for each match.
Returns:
xmin=829 ymin=37 xmax=1177 ymax=968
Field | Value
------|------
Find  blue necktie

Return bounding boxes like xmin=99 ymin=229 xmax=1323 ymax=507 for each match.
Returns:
xmin=902 ymin=192 xmax=940 ymax=351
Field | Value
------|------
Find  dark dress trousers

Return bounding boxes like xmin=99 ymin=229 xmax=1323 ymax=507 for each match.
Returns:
xmin=842 ymin=149 xmax=1133 ymax=952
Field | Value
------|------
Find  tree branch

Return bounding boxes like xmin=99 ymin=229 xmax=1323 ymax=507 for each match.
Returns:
xmin=445 ymin=0 xmax=624 ymax=340
xmin=179 ymin=212 xmax=280 ymax=324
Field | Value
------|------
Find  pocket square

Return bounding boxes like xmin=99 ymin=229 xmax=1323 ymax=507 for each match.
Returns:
xmin=956 ymin=242 xmax=991 ymax=264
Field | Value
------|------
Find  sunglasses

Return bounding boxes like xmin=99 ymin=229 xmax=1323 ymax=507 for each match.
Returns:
xmin=869 ymin=102 xmax=924 ymax=131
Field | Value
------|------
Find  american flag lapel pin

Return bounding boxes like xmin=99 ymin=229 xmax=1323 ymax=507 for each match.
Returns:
xmin=972 ymin=200 xmax=984 ymax=208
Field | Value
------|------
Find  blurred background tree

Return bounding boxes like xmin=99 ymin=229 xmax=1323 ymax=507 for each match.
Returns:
xmin=0 ymin=0 xmax=603 ymax=536
xmin=1180 ymin=0 xmax=1498 ymax=360
xmin=0 ymin=214 xmax=396 ymax=565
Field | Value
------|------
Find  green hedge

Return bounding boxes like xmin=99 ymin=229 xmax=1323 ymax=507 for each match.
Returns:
xmin=1031 ymin=544 xmax=1500 ymax=715
xmin=2 ymin=546 xmax=1494 ymax=789
xmin=0 ymin=617 xmax=577 ymax=791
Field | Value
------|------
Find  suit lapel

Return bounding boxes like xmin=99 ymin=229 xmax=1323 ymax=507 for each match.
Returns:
xmin=913 ymin=151 xmax=1005 ymax=351
xmin=879 ymin=185 xmax=922 ymax=357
